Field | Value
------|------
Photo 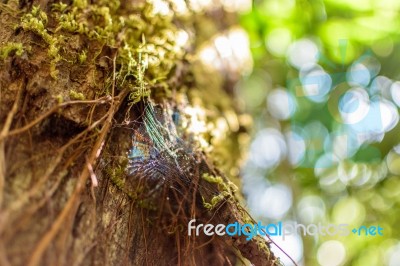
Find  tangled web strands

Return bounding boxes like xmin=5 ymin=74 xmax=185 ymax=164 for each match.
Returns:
xmin=127 ymin=100 xmax=182 ymax=167
xmin=127 ymin=100 xmax=219 ymax=204
xmin=125 ymin=101 xmax=283 ymax=266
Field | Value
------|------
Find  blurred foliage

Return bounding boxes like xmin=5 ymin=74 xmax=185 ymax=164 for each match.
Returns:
xmin=239 ymin=0 xmax=400 ymax=265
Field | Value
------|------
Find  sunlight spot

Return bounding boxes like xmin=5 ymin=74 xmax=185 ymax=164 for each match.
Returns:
xmin=266 ymin=28 xmax=292 ymax=57
xmin=379 ymin=99 xmax=399 ymax=132
xmin=317 ymin=240 xmax=346 ymax=266
xmin=188 ymin=0 xmax=215 ymax=12
xmin=199 ymin=46 xmax=220 ymax=69
xmin=370 ymin=75 xmax=392 ymax=99
xmin=347 ymin=62 xmax=370 ymax=87
xmin=386 ymin=151 xmax=400 ymax=175
xmin=339 ymin=87 xmax=370 ymax=124
xmin=372 ymin=37 xmax=394 ymax=57
xmin=170 ymin=0 xmax=189 ymax=15
xmin=299 ymin=68 xmax=332 ymax=102
xmin=390 ymin=81 xmax=400 ymax=107
xmin=330 ymin=132 xmax=359 ymax=159
xmin=249 ymin=128 xmax=287 ymax=169
xmin=221 ymin=0 xmax=252 ymax=13
xmin=386 ymin=243 xmax=400 ymax=266
xmin=228 ymin=28 xmax=253 ymax=73
xmin=214 ymin=35 xmax=232 ymax=58
xmin=359 ymin=56 xmax=381 ymax=78
xmin=394 ymin=143 xmax=400 ymax=154
xmin=184 ymin=106 xmax=207 ymax=135
xmin=270 ymin=232 xmax=303 ymax=266
xmin=259 ymin=184 xmax=292 ymax=219
xmin=198 ymin=29 xmax=252 ymax=73
xmin=150 ymin=0 xmax=171 ymax=16
xmin=267 ymin=89 xmax=296 ymax=120
xmin=338 ymin=161 xmax=360 ymax=185
xmin=285 ymin=129 xmax=306 ymax=166
xmin=175 ymin=30 xmax=189 ymax=47
xmin=297 ymin=196 xmax=325 ymax=224
xmin=333 ymin=197 xmax=365 ymax=225
xmin=288 ymin=39 xmax=319 ymax=69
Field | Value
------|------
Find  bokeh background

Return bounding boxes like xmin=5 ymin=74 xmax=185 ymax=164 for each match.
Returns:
xmin=237 ymin=0 xmax=400 ymax=265
xmin=192 ymin=0 xmax=400 ymax=264
xmin=195 ymin=1 xmax=400 ymax=266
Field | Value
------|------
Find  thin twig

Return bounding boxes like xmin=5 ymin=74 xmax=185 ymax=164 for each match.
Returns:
xmin=2 ymin=114 xmax=108 ymax=219
xmin=0 ymin=81 xmax=24 ymax=209
xmin=0 ymin=97 xmax=112 ymax=141
xmin=87 ymin=160 xmax=99 ymax=188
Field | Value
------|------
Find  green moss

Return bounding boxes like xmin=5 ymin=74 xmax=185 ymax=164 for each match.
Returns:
xmin=254 ymin=236 xmax=275 ymax=262
xmin=202 ymin=173 xmax=238 ymax=193
xmin=69 ymin=90 xmax=85 ymax=100
xmin=106 ymin=164 xmax=158 ymax=210
xmin=78 ymin=50 xmax=87 ymax=64
xmin=202 ymin=173 xmax=224 ymax=184
xmin=51 ymin=2 xmax=68 ymax=13
xmin=0 ymin=42 xmax=24 ymax=59
xmin=202 ymin=191 xmax=231 ymax=210
xmin=201 ymin=173 xmax=238 ymax=210
xmin=55 ymin=94 xmax=64 ymax=103
xmin=72 ymin=0 xmax=88 ymax=9
xmin=56 ymin=13 xmax=87 ymax=34
xmin=128 ymin=48 xmax=151 ymax=104
xmin=21 ymin=6 xmax=62 ymax=78
xmin=107 ymin=165 xmax=129 ymax=194
xmin=109 ymin=170 xmax=125 ymax=188
xmin=21 ymin=6 xmax=52 ymax=44
xmin=17 ymin=0 xmax=187 ymax=90
xmin=136 ymin=200 xmax=157 ymax=211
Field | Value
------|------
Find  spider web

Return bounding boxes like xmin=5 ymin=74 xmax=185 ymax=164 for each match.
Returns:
xmin=126 ymin=100 xmax=216 ymax=202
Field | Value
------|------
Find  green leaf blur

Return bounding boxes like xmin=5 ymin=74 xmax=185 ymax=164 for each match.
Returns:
xmin=240 ymin=0 xmax=400 ymax=265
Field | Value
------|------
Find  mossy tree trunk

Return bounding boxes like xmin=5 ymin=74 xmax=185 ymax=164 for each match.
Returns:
xmin=0 ymin=0 xmax=280 ymax=265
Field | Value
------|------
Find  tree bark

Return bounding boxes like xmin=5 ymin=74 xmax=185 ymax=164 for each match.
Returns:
xmin=0 ymin=0 xmax=280 ymax=265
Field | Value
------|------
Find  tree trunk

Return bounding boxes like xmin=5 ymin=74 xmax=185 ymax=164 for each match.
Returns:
xmin=0 ymin=0 xmax=280 ymax=265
